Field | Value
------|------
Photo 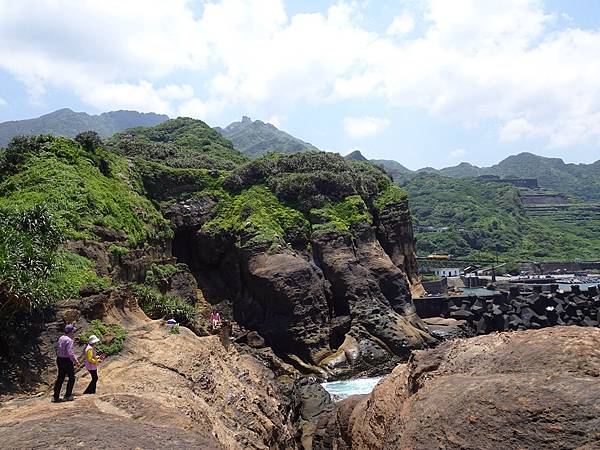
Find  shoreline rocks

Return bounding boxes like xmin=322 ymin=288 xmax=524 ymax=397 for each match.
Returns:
xmin=312 ymin=326 xmax=600 ymax=450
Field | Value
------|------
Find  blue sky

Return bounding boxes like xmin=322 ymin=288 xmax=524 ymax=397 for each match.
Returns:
xmin=0 ymin=0 xmax=599 ymax=169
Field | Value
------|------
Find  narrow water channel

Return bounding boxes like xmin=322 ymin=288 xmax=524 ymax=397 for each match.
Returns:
xmin=321 ymin=377 xmax=383 ymax=401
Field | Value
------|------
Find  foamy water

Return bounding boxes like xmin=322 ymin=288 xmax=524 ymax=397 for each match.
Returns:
xmin=321 ymin=376 xmax=382 ymax=401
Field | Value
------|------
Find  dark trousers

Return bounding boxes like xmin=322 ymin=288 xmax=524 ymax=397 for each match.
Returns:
xmin=83 ymin=370 xmax=98 ymax=394
xmin=53 ymin=357 xmax=75 ymax=399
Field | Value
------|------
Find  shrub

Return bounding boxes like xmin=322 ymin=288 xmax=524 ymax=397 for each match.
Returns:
xmin=169 ymin=323 xmax=181 ymax=335
xmin=132 ymin=284 xmax=198 ymax=327
xmin=78 ymin=319 xmax=127 ymax=355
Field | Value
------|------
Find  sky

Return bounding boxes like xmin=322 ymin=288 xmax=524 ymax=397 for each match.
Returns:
xmin=0 ymin=0 xmax=599 ymax=169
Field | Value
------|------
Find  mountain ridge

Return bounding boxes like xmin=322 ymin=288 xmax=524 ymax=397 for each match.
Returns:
xmin=216 ymin=116 xmax=318 ymax=157
xmin=0 ymin=108 xmax=169 ymax=147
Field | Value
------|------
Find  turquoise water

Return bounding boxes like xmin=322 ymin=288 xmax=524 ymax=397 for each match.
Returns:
xmin=321 ymin=377 xmax=382 ymax=401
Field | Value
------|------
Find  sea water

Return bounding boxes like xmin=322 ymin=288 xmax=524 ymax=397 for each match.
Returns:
xmin=321 ymin=377 xmax=383 ymax=401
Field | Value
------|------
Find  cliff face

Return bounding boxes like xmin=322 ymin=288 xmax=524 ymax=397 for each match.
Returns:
xmin=167 ymin=188 xmax=432 ymax=379
xmin=313 ymin=326 xmax=600 ymax=449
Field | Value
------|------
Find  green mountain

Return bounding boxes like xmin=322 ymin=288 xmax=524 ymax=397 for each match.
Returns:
xmin=399 ymin=172 xmax=600 ymax=261
xmin=215 ymin=116 xmax=318 ymax=157
xmin=0 ymin=108 xmax=168 ymax=147
xmin=418 ymin=153 xmax=600 ymax=202
xmin=344 ymin=150 xmax=369 ymax=161
xmin=109 ymin=117 xmax=247 ymax=170
xmin=371 ymin=158 xmax=412 ymax=178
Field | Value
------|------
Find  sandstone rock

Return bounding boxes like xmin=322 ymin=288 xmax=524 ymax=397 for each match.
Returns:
xmin=315 ymin=326 xmax=600 ymax=450
xmin=0 ymin=297 xmax=298 ymax=450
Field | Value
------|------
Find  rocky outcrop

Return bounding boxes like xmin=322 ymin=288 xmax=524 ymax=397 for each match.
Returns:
xmin=168 ymin=194 xmax=434 ymax=378
xmin=314 ymin=326 xmax=600 ymax=450
xmin=0 ymin=294 xmax=298 ymax=450
xmin=312 ymin=227 xmax=434 ymax=377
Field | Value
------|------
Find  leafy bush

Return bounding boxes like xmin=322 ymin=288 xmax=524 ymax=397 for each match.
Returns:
xmin=78 ymin=319 xmax=127 ymax=355
xmin=0 ymin=205 xmax=63 ymax=318
xmin=311 ymin=195 xmax=372 ymax=233
xmin=144 ymin=263 xmax=185 ymax=286
xmin=169 ymin=323 xmax=181 ymax=335
xmin=132 ymin=285 xmax=198 ymax=327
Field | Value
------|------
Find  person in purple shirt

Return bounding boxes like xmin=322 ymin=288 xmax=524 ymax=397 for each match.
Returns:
xmin=52 ymin=324 xmax=80 ymax=403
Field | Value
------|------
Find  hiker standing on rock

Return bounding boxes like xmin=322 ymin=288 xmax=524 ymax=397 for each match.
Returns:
xmin=210 ymin=310 xmax=221 ymax=331
xmin=83 ymin=334 xmax=103 ymax=395
xmin=52 ymin=324 xmax=80 ymax=403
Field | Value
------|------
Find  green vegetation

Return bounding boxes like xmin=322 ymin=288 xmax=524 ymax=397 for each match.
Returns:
xmin=169 ymin=323 xmax=181 ymax=335
xmin=134 ymin=158 xmax=225 ymax=201
xmin=110 ymin=117 xmax=247 ymax=171
xmin=400 ymin=173 xmax=600 ymax=260
xmin=0 ymin=134 xmax=166 ymax=321
xmin=203 ymin=186 xmax=311 ymax=246
xmin=311 ymin=195 xmax=372 ymax=233
xmin=0 ymin=135 xmax=170 ymax=244
xmin=78 ymin=320 xmax=127 ymax=355
xmin=374 ymin=184 xmax=409 ymax=214
xmin=132 ymin=285 xmax=198 ymax=328
xmin=144 ymin=263 xmax=186 ymax=286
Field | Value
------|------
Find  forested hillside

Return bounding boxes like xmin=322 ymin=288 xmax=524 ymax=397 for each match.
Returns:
xmin=399 ymin=173 xmax=600 ymax=260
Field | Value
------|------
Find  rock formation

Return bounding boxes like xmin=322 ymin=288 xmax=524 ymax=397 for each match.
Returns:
xmin=0 ymin=292 xmax=298 ymax=450
xmin=313 ymin=326 xmax=600 ymax=449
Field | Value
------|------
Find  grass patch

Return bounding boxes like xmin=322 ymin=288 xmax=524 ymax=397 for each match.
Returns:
xmin=203 ymin=185 xmax=310 ymax=247
xmin=132 ymin=284 xmax=198 ymax=327
xmin=311 ymin=195 xmax=372 ymax=233
xmin=78 ymin=319 xmax=127 ymax=355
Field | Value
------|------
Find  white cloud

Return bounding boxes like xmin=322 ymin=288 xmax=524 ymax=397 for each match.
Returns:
xmin=0 ymin=97 xmax=6 ymax=107
xmin=0 ymin=0 xmax=599 ymax=149
xmin=387 ymin=13 xmax=414 ymax=36
xmin=449 ymin=148 xmax=467 ymax=159
xmin=344 ymin=116 xmax=390 ymax=138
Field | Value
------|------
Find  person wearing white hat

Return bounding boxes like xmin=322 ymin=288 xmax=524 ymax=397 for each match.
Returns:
xmin=82 ymin=335 xmax=103 ymax=395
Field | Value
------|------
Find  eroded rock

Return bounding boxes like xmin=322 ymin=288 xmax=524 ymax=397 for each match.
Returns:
xmin=314 ymin=326 xmax=600 ymax=450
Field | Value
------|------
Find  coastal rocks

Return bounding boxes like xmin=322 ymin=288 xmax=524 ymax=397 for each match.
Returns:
xmin=440 ymin=288 xmax=600 ymax=334
xmin=0 ymin=298 xmax=298 ymax=450
xmin=241 ymin=249 xmax=332 ymax=364
xmin=165 ymin=192 xmax=434 ymax=378
xmin=313 ymin=227 xmax=434 ymax=377
xmin=314 ymin=326 xmax=600 ymax=450
xmin=375 ymin=201 xmax=420 ymax=283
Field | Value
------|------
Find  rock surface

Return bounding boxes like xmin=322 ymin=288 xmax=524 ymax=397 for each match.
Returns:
xmin=0 ymin=299 xmax=297 ymax=450
xmin=313 ymin=326 xmax=600 ymax=450
xmin=169 ymin=198 xmax=434 ymax=378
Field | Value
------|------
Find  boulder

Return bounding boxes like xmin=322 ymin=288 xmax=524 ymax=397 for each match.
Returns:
xmin=314 ymin=326 xmax=600 ymax=450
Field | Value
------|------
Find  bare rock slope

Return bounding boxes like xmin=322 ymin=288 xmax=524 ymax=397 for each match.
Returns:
xmin=0 ymin=300 xmax=297 ymax=450
xmin=314 ymin=326 xmax=600 ymax=450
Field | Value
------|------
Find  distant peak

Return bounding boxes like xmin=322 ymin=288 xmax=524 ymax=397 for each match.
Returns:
xmin=344 ymin=150 xmax=368 ymax=161
xmin=241 ymin=116 xmax=252 ymax=123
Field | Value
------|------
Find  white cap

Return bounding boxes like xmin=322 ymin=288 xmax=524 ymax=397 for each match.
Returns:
xmin=88 ymin=335 xmax=100 ymax=345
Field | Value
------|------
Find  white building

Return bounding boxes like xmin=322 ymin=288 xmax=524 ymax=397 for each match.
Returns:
xmin=433 ymin=268 xmax=461 ymax=277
